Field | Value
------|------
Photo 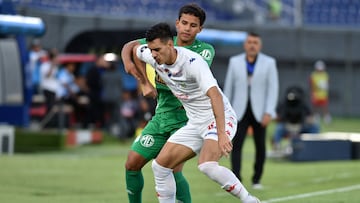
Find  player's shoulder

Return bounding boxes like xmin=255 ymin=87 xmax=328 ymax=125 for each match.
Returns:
xmin=177 ymin=47 xmax=206 ymax=64
xmin=192 ymin=39 xmax=215 ymax=63
xmin=194 ymin=39 xmax=214 ymax=51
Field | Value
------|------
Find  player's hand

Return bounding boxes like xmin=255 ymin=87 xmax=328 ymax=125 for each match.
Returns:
xmin=218 ymin=133 xmax=232 ymax=158
xmin=141 ymin=82 xmax=157 ymax=99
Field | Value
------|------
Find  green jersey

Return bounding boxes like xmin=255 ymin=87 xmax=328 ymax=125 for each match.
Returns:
xmin=138 ymin=37 xmax=215 ymax=113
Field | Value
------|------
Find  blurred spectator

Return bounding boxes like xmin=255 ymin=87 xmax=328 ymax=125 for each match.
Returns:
xmin=28 ymin=39 xmax=46 ymax=94
xmin=268 ymin=0 xmax=282 ymax=22
xmin=309 ymin=60 xmax=331 ymax=124
xmin=101 ymin=55 xmax=123 ymax=136
xmin=85 ymin=54 xmax=110 ymax=128
xmin=272 ymin=86 xmax=320 ymax=151
xmin=57 ymin=62 xmax=84 ymax=126
xmin=39 ymin=48 xmax=61 ymax=114
xmin=119 ymin=90 xmax=140 ymax=139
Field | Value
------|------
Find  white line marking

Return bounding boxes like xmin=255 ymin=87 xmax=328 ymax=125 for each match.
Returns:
xmin=262 ymin=184 xmax=360 ymax=203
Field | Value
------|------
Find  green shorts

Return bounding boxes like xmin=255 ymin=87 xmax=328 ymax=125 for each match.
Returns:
xmin=131 ymin=108 xmax=188 ymax=160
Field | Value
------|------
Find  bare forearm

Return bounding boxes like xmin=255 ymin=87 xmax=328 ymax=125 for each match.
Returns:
xmin=121 ymin=40 xmax=144 ymax=82
xmin=208 ymin=87 xmax=225 ymax=134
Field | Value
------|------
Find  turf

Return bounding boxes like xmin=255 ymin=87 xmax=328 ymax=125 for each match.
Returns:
xmin=0 ymin=117 xmax=359 ymax=203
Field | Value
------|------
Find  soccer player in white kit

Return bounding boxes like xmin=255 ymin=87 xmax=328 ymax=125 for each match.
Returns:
xmin=134 ymin=23 xmax=261 ymax=203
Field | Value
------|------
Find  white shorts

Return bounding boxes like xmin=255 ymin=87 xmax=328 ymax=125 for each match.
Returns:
xmin=167 ymin=111 xmax=237 ymax=154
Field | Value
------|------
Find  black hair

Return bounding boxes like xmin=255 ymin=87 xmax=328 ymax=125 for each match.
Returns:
xmin=178 ymin=3 xmax=206 ymax=26
xmin=145 ymin=23 xmax=173 ymax=43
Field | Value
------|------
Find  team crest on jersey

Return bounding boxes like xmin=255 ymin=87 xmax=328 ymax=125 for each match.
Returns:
xmin=199 ymin=49 xmax=212 ymax=61
xmin=140 ymin=134 xmax=155 ymax=147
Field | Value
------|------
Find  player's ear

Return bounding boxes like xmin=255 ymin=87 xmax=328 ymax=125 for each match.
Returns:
xmin=167 ymin=39 xmax=174 ymax=47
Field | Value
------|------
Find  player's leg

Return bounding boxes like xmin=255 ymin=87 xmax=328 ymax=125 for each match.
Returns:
xmin=197 ymin=116 xmax=260 ymax=203
xmin=163 ymin=109 xmax=192 ymax=203
xmin=152 ymin=142 xmax=195 ymax=203
xmin=152 ymin=123 xmax=197 ymax=202
xmin=125 ymin=150 xmax=147 ymax=203
xmin=173 ymin=163 xmax=190 ymax=203
xmin=125 ymin=116 xmax=167 ymax=203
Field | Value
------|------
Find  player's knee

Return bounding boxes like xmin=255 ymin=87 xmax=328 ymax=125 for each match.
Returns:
xmin=152 ymin=160 xmax=176 ymax=198
xmin=152 ymin=160 xmax=171 ymax=177
xmin=198 ymin=161 xmax=218 ymax=177
xmin=125 ymin=153 xmax=147 ymax=171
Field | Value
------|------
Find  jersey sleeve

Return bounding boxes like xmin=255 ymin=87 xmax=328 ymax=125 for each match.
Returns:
xmin=136 ymin=44 xmax=157 ymax=67
xmin=138 ymin=38 xmax=146 ymax=45
xmin=190 ymin=56 xmax=218 ymax=94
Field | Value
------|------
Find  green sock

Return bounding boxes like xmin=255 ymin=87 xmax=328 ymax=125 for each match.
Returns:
xmin=174 ymin=171 xmax=191 ymax=203
xmin=126 ymin=170 xmax=144 ymax=203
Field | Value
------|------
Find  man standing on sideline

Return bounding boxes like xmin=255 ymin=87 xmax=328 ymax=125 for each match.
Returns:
xmin=134 ymin=22 xmax=260 ymax=203
xmin=223 ymin=32 xmax=279 ymax=189
xmin=121 ymin=3 xmax=214 ymax=203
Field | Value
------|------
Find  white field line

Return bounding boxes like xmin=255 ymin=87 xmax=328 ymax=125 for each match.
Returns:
xmin=262 ymin=184 xmax=360 ymax=203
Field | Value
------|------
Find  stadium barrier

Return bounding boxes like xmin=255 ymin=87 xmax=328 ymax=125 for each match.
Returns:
xmin=291 ymin=132 xmax=360 ymax=161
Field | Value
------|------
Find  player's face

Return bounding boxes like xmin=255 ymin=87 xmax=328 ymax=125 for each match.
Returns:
xmin=148 ymin=38 xmax=175 ymax=65
xmin=175 ymin=13 xmax=202 ymax=45
xmin=244 ymin=35 xmax=262 ymax=57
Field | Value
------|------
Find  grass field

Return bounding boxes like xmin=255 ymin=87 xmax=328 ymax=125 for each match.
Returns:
xmin=0 ymin=117 xmax=360 ymax=203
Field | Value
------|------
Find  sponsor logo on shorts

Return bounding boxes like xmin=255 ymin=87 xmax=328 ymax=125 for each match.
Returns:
xmin=140 ymin=134 xmax=155 ymax=147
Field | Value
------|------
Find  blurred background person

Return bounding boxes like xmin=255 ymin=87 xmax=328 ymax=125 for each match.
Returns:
xmin=310 ymin=60 xmax=331 ymax=124
xmin=223 ymin=32 xmax=279 ymax=190
xmin=271 ymin=86 xmax=320 ymax=155
xmin=267 ymin=0 xmax=283 ymax=22
xmin=57 ymin=62 xmax=83 ymax=127
xmin=85 ymin=54 xmax=110 ymax=128
xmin=39 ymin=48 xmax=61 ymax=115
xmin=27 ymin=38 xmax=46 ymax=94
xmin=100 ymin=53 xmax=123 ymax=137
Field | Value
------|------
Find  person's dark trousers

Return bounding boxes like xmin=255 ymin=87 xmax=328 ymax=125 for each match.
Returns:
xmin=43 ymin=89 xmax=56 ymax=113
xmin=231 ymin=103 xmax=266 ymax=184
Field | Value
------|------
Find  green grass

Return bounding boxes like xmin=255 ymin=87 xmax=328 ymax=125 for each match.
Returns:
xmin=0 ymin=117 xmax=360 ymax=203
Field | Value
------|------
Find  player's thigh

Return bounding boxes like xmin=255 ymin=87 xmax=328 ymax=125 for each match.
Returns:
xmin=198 ymin=139 xmax=222 ymax=164
xmin=131 ymin=120 xmax=168 ymax=161
xmin=156 ymin=142 xmax=195 ymax=169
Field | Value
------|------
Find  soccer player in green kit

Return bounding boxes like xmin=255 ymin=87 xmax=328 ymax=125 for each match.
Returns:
xmin=121 ymin=3 xmax=215 ymax=203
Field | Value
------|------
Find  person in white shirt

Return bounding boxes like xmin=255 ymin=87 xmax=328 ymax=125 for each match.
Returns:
xmin=133 ymin=22 xmax=260 ymax=203
xmin=39 ymin=49 xmax=61 ymax=114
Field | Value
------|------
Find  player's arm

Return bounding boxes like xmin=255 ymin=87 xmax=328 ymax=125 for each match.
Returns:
xmin=207 ymin=87 xmax=232 ymax=158
xmin=121 ymin=40 xmax=157 ymax=98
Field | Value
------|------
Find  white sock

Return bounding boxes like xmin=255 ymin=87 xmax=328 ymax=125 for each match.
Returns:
xmin=151 ymin=160 xmax=176 ymax=203
xmin=198 ymin=161 xmax=250 ymax=201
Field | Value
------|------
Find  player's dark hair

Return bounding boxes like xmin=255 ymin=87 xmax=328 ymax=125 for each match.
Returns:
xmin=178 ymin=3 xmax=206 ymax=26
xmin=145 ymin=23 xmax=173 ymax=43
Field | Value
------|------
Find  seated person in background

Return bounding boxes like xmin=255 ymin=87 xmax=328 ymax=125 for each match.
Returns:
xmin=272 ymin=86 xmax=320 ymax=151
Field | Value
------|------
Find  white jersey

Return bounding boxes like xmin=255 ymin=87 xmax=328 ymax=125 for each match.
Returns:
xmin=137 ymin=45 xmax=236 ymax=123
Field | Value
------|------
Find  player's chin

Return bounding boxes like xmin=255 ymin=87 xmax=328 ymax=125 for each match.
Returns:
xmin=179 ymin=34 xmax=193 ymax=42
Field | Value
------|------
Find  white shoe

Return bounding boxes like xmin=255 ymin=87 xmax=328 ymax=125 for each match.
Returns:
xmin=252 ymin=183 xmax=264 ymax=190
xmin=243 ymin=195 xmax=261 ymax=203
